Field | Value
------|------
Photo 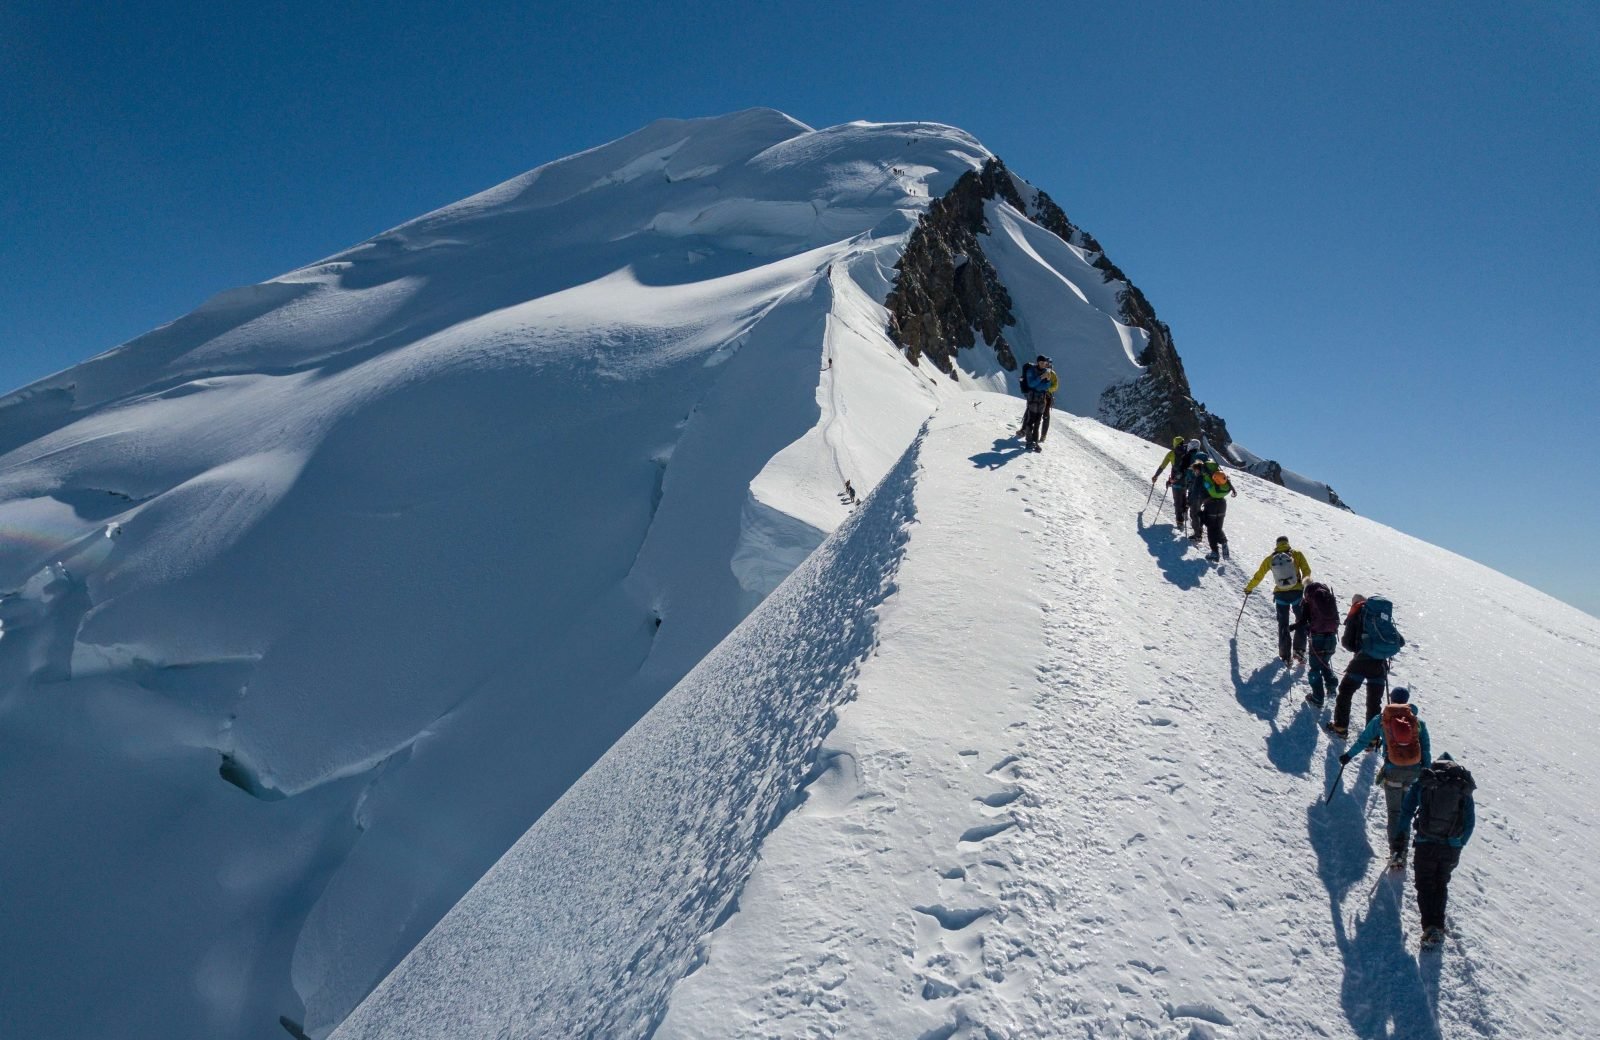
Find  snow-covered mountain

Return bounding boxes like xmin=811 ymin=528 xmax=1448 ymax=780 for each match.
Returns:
xmin=334 ymin=400 xmax=1600 ymax=1040
xmin=0 ymin=109 xmax=1546 ymax=1040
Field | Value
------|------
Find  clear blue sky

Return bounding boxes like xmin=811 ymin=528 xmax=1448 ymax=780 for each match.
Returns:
xmin=3 ymin=1 xmax=1596 ymax=616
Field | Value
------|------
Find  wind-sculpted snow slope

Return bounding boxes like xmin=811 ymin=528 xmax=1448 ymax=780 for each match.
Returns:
xmin=0 ymin=111 xmax=993 ymax=1039
xmin=4 ymin=110 xmax=1410 ymax=1039
xmin=332 ymin=426 xmax=924 ymax=1040
xmin=647 ymin=398 xmax=1598 ymax=1039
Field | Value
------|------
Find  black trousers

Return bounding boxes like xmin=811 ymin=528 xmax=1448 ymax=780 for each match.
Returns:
xmin=1334 ymin=657 xmax=1388 ymax=730
xmin=1413 ymin=843 xmax=1462 ymax=930
xmin=1307 ymin=632 xmax=1337 ymax=702
xmin=1275 ymin=591 xmax=1306 ymax=659
xmin=1021 ymin=406 xmax=1045 ymax=444
xmin=1201 ymin=497 xmax=1227 ymax=551
xmin=1172 ymin=484 xmax=1189 ymax=527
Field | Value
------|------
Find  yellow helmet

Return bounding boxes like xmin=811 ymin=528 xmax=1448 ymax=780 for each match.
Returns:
xmin=1172 ymin=435 xmax=1184 ymax=447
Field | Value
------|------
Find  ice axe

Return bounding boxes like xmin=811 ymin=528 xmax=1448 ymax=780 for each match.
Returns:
xmin=1228 ymin=588 xmax=1254 ymax=636
xmin=1152 ymin=483 xmax=1169 ymax=523
xmin=1141 ymin=481 xmax=1157 ymax=513
xmin=1325 ymin=756 xmax=1349 ymax=804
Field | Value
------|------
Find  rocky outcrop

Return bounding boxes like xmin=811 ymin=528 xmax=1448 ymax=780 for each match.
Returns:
xmin=884 ymin=157 xmax=1346 ymax=508
xmin=884 ymin=160 xmax=1020 ymax=373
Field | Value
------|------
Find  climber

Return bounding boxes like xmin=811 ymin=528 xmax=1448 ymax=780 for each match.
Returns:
xmin=1339 ymin=686 xmax=1432 ymax=869
xmin=1399 ymin=753 xmax=1476 ymax=949
xmin=1151 ymin=436 xmax=1199 ymax=531
xmin=1301 ymin=580 xmax=1341 ymax=708
xmin=1327 ymin=594 xmax=1406 ymax=738
xmin=1244 ymin=536 xmax=1313 ymax=664
xmin=1018 ymin=355 xmax=1058 ymax=453
xmin=1193 ymin=458 xmax=1236 ymax=561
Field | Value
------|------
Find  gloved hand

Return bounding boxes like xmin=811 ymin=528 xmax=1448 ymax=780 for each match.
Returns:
xmin=1338 ymin=752 xmax=1352 ymax=765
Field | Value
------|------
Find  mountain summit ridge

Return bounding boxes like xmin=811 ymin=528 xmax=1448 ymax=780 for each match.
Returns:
xmin=3 ymin=112 xmax=1355 ymax=1039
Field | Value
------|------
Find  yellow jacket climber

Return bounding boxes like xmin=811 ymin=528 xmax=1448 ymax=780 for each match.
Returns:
xmin=1245 ymin=537 xmax=1312 ymax=594
xmin=1151 ymin=435 xmax=1187 ymax=482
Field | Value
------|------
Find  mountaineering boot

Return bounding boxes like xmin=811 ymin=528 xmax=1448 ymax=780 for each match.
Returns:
xmin=1420 ymin=926 xmax=1447 ymax=949
xmin=1294 ymin=652 xmax=1306 ymax=666
xmin=1304 ymin=693 xmax=1325 ymax=709
xmin=1280 ymin=652 xmax=1292 ymax=665
xmin=1220 ymin=542 xmax=1230 ymax=559
xmin=1206 ymin=550 xmax=1220 ymax=562
xmin=1387 ymin=849 xmax=1408 ymax=871
xmin=1324 ymin=722 xmax=1348 ymax=739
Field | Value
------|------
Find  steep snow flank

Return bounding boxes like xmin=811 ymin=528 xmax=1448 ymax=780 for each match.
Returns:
xmin=0 ymin=112 xmax=992 ymax=1040
xmin=331 ymin=429 xmax=924 ymax=1040
xmin=340 ymin=397 xmax=1599 ymax=1039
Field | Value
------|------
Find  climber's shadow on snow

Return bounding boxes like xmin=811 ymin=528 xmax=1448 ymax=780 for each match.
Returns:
xmin=1135 ymin=513 xmax=1206 ymax=589
xmin=968 ymin=438 xmax=1025 ymax=470
xmin=1228 ymin=639 xmax=1317 ymax=775
xmin=1340 ymin=881 xmax=1444 ymax=1039
xmin=1307 ymin=744 xmax=1443 ymax=1040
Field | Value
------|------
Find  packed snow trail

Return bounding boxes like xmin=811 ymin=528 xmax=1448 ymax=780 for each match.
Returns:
xmin=339 ymin=396 xmax=1599 ymax=1039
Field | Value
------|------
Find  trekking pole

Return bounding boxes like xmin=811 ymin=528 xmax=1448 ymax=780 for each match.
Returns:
xmin=1324 ymin=758 xmax=1349 ymax=804
xmin=1152 ymin=484 xmax=1169 ymax=522
xmin=1232 ymin=589 xmax=1252 ymax=638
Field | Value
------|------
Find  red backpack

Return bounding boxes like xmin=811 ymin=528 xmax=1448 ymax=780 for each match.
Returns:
xmin=1381 ymin=705 xmax=1422 ymax=766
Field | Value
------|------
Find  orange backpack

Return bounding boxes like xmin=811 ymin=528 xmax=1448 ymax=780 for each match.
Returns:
xmin=1381 ymin=705 xmax=1422 ymax=766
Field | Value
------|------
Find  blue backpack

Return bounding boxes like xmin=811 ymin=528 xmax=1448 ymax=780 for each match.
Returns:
xmin=1360 ymin=597 xmax=1406 ymax=659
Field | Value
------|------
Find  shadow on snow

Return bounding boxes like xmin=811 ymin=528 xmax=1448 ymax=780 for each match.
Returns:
xmin=1228 ymin=638 xmax=1318 ymax=776
xmin=1134 ymin=512 xmax=1207 ymax=590
xmin=969 ymin=437 xmax=1026 ymax=470
xmin=1308 ymin=742 xmax=1443 ymax=1039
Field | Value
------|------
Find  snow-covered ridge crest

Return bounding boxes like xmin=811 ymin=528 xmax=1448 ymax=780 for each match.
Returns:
xmin=4 ymin=109 xmax=1361 ymax=1039
xmin=0 ymin=112 xmax=992 ymax=1040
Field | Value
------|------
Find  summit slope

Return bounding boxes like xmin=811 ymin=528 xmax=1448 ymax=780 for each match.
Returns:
xmin=6 ymin=110 xmax=1363 ymax=1038
xmin=339 ymin=397 xmax=1599 ymax=1040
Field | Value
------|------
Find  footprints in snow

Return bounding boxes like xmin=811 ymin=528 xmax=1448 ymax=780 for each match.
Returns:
xmin=912 ymin=749 xmax=1025 ymax=1020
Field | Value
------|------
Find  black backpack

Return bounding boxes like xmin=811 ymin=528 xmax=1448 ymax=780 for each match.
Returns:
xmin=1303 ymin=582 xmax=1339 ymax=634
xmin=1414 ymin=761 xmax=1476 ymax=842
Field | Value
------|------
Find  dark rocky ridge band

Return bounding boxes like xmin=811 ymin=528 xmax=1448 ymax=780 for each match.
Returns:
xmin=884 ymin=158 xmax=1344 ymax=507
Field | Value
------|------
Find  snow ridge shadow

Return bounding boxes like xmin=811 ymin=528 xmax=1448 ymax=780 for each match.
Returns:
xmin=331 ymin=426 xmax=929 ymax=1040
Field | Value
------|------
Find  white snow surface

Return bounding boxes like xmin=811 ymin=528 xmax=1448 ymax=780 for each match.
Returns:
xmin=0 ymin=108 xmax=1185 ymax=1040
xmin=0 ymin=109 xmax=999 ymax=1040
xmin=1 ymin=108 xmax=1567 ymax=1040
xmin=340 ymin=398 xmax=1600 ymax=1040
